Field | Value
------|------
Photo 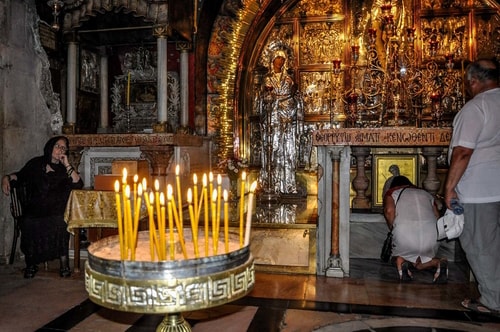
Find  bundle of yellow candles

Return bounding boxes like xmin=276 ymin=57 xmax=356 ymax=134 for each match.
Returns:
xmin=114 ymin=167 xmax=257 ymax=261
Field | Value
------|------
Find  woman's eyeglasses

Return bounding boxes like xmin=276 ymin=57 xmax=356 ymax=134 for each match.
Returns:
xmin=54 ymin=144 xmax=67 ymax=152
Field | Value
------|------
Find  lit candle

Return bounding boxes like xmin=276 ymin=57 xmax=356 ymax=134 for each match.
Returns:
xmin=244 ymin=181 xmax=258 ymax=247
xmin=166 ymin=187 xmax=175 ymax=260
xmin=154 ymin=179 xmax=161 ymax=241
xmin=133 ymin=174 xmax=138 ymax=204
xmin=187 ymin=188 xmax=199 ymax=258
xmin=134 ymin=183 xmax=143 ymax=231
xmin=160 ymin=192 xmax=167 ymax=260
xmin=131 ymin=183 xmax=143 ymax=260
xmin=175 ymin=165 xmax=183 ymax=235
xmin=193 ymin=174 xmax=199 ymax=223
xmin=168 ymin=184 xmax=180 ymax=232
xmin=125 ymin=185 xmax=132 ymax=258
xmin=167 ymin=184 xmax=187 ymax=258
xmin=126 ymin=71 xmax=131 ymax=106
xmin=223 ymin=190 xmax=229 ymax=253
xmin=216 ymin=174 xmax=222 ymax=234
xmin=211 ymin=188 xmax=218 ymax=254
xmin=209 ymin=171 xmax=214 ymax=214
xmin=148 ymin=192 xmax=156 ymax=260
xmin=122 ymin=168 xmax=128 ymax=193
xmin=114 ymin=180 xmax=125 ymax=260
xmin=203 ymin=173 xmax=209 ymax=256
xmin=149 ymin=192 xmax=160 ymax=259
xmin=239 ymin=171 xmax=246 ymax=247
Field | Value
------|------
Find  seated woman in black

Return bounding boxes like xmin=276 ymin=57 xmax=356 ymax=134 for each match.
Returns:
xmin=2 ymin=136 xmax=84 ymax=278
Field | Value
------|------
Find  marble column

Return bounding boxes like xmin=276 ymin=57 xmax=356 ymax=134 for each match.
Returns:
xmin=317 ymin=145 xmax=351 ymax=277
xmin=422 ymin=147 xmax=443 ymax=195
xmin=98 ymin=54 xmax=109 ymax=132
xmin=155 ymin=35 xmax=168 ymax=132
xmin=351 ymin=147 xmax=371 ymax=210
xmin=177 ymin=42 xmax=190 ymax=132
xmin=326 ymin=148 xmax=343 ymax=277
xmin=64 ymin=41 xmax=78 ymax=134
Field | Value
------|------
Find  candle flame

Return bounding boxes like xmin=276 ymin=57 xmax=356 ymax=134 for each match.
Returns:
xmin=175 ymin=164 xmax=180 ymax=176
xmin=242 ymin=171 xmax=246 ymax=181
xmin=160 ymin=192 xmax=165 ymax=206
xmin=193 ymin=173 xmax=197 ymax=184
xmin=114 ymin=180 xmax=120 ymax=192
xmin=138 ymin=183 xmax=143 ymax=195
xmin=223 ymin=189 xmax=228 ymax=201
xmin=149 ymin=191 xmax=154 ymax=204
xmin=154 ymin=179 xmax=160 ymax=191
xmin=142 ymin=178 xmax=147 ymax=190
xmin=122 ymin=168 xmax=128 ymax=183
xmin=202 ymin=173 xmax=207 ymax=186
xmin=212 ymin=189 xmax=217 ymax=202
xmin=250 ymin=181 xmax=258 ymax=192
xmin=187 ymin=188 xmax=192 ymax=203
xmin=209 ymin=171 xmax=213 ymax=182
xmin=134 ymin=174 xmax=138 ymax=183
xmin=167 ymin=184 xmax=173 ymax=199
xmin=217 ymin=174 xmax=222 ymax=184
xmin=125 ymin=185 xmax=131 ymax=198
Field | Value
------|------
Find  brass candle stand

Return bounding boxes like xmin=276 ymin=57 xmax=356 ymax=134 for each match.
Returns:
xmin=85 ymin=230 xmax=255 ymax=332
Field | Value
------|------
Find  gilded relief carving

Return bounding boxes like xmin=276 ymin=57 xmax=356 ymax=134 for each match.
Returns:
xmin=300 ymin=72 xmax=333 ymax=114
xmin=292 ymin=0 xmax=343 ymax=17
xmin=476 ymin=15 xmax=500 ymax=59
xmin=300 ymin=21 xmax=344 ymax=64
xmin=420 ymin=16 xmax=468 ymax=60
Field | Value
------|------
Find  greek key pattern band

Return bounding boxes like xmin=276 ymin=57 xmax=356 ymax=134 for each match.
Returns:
xmin=85 ymin=259 xmax=255 ymax=313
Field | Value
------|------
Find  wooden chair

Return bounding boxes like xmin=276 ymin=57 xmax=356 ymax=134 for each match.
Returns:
xmin=8 ymin=179 xmax=27 ymax=264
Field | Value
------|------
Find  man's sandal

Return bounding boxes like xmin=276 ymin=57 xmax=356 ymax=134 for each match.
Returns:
xmin=461 ymin=298 xmax=500 ymax=316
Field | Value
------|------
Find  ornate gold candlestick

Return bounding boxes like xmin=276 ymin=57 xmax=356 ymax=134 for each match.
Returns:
xmin=85 ymin=230 xmax=255 ymax=332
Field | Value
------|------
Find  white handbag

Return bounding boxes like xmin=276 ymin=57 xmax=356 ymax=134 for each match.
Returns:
xmin=437 ymin=209 xmax=464 ymax=240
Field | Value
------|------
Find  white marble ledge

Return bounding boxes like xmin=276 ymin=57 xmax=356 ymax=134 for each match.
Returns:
xmin=350 ymin=213 xmax=385 ymax=223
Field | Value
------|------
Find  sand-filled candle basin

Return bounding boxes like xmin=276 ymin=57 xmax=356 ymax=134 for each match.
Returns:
xmin=85 ymin=230 xmax=254 ymax=331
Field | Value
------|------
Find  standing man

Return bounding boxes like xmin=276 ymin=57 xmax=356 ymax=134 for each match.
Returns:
xmin=444 ymin=58 xmax=500 ymax=314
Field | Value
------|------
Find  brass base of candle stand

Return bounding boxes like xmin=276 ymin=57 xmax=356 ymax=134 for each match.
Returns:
xmin=156 ymin=312 xmax=190 ymax=332
xmin=85 ymin=231 xmax=255 ymax=332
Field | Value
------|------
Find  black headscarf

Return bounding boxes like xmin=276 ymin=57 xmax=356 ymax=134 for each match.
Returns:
xmin=43 ymin=136 xmax=69 ymax=165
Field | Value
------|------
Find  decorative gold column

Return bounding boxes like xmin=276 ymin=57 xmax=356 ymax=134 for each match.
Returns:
xmin=422 ymin=147 xmax=443 ymax=195
xmin=351 ymin=147 xmax=371 ymax=210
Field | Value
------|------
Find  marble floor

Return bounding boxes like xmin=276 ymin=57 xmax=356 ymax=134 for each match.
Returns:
xmin=1 ymin=258 xmax=500 ymax=332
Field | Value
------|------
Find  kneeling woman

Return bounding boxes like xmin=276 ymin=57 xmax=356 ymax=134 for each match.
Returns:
xmin=383 ymin=176 xmax=447 ymax=282
xmin=2 ymin=136 xmax=84 ymax=278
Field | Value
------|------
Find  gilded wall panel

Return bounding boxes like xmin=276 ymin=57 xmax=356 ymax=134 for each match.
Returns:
xmin=300 ymin=72 xmax=334 ymax=114
xmin=420 ymin=16 xmax=469 ymax=61
xmin=476 ymin=15 xmax=500 ymax=59
xmin=299 ymin=21 xmax=345 ymax=64
xmin=284 ymin=0 xmax=343 ymax=18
